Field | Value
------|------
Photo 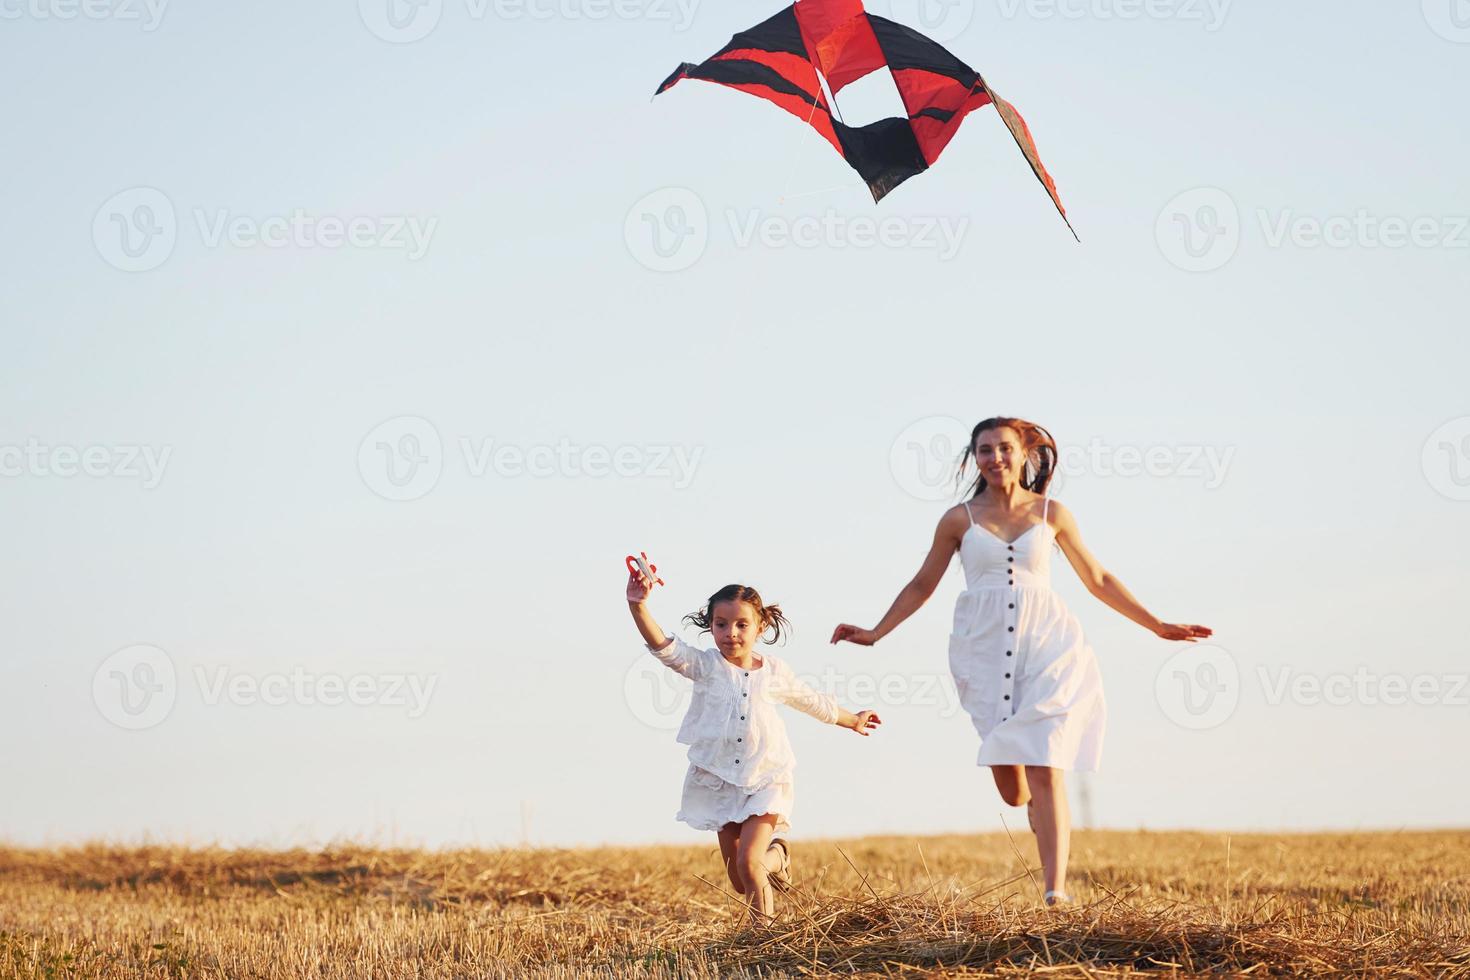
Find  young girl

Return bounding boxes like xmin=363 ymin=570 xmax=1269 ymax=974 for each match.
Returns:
xmin=627 ymin=567 xmax=881 ymax=921
xmin=831 ymin=416 xmax=1212 ymax=905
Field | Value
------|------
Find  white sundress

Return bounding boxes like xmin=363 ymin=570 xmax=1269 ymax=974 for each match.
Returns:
xmin=948 ymin=495 xmax=1107 ymax=772
xmin=676 ymin=764 xmax=796 ymax=836
xmin=645 ymin=634 xmax=842 ymax=834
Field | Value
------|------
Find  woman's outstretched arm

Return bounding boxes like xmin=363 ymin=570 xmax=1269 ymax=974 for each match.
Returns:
xmin=1050 ymin=500 xmax=1212 ymax=641
xmin=830 ymin=505 xmax=969 ymax=647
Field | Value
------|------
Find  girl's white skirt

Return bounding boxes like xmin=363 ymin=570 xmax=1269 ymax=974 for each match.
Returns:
xmin=676 ymin=764 xmax=793 ymax=833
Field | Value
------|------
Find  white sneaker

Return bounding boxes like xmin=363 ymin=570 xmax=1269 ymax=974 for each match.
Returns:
xmin=1043 ymin=890 xmax=1072 ymax=906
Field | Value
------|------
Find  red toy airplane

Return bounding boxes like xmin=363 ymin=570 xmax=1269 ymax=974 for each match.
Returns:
xmin=625 ymin=551 xmax=665 ymax=587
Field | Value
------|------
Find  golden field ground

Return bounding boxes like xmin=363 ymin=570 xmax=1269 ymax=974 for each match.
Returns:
xmin=2 ymin=831 xmax=1467 ymax=978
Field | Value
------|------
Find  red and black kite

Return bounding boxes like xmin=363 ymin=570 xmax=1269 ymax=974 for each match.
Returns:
xmin=656 ymin=0 xmax=1076 ymax=239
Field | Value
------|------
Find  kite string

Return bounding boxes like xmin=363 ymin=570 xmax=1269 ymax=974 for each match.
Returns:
xmin=780 ymin=68 xmax=843 ymax=206
xmin=822 ymin=71 xmax=846 ymax=126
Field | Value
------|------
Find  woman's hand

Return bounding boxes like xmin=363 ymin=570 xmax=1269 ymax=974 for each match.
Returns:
xmin=626 ymin=568 xmax=654 ymax=604
xmin=1152 ymin=622 xmax=1213 ymax=642
xmin=830 ymin=624 xmax=879 ymax=646
xmin=845 ymin=710 xmax=882 ymax=735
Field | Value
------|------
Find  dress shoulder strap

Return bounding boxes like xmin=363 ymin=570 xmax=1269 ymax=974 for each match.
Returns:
xmin=961 ymin=499 xmax=976 ymax=525
xmin=1041 ymin=493 xmax=1050 ymax=527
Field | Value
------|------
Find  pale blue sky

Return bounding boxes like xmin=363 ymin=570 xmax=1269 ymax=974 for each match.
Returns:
xmin=2 ymin=0 xmax=1467 ymax=848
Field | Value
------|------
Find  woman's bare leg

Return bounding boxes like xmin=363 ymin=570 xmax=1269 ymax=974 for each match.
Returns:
xmin=1024 ymin=765 xmax=1070 ymax=897
xmin=734 ymin=814 xmax=781 ymax=920
xmin=991 ymin=765 xmax=1030 ymax=807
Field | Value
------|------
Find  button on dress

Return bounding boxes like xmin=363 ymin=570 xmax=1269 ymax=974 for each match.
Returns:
xmin=949 ymin=497 xmax=1106 ymax=771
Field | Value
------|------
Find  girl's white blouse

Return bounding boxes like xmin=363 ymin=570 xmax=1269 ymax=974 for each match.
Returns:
xmin=647 ymin=634 xmax=840 ymax=790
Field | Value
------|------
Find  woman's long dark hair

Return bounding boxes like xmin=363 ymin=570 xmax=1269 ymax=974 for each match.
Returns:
xmin=954 ymin=416 xmax=1059 ymax=499
xmin=684 ymin=584 xmax=790 ymax=645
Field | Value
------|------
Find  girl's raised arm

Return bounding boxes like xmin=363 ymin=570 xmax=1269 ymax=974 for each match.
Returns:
xmin=830 ymin=504 xmax=969 ymax=648
xmin=627 ymin=568 xmax=705 ymax=678
xmin=626 ymin=567 xmax=666 ymax=646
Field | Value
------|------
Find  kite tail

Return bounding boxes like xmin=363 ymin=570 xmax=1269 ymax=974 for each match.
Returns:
xmin=981 ymin=76 xmax=1079 ymax=242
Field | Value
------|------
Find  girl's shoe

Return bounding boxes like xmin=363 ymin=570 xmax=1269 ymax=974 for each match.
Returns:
xmin=768 ymin=838 xmax=792 ymax=891
xmin=1043 ymin=890 xmax=1072 ymax=906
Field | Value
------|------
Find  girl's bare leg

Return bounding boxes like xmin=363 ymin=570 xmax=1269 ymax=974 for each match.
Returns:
xmin=1024 ymin=765 xmax=1070 ymax=897
xmin=733 ymin=814 xmax=781 ymax=921
xmin=717 ymin=823 xmax=744 ymax=894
